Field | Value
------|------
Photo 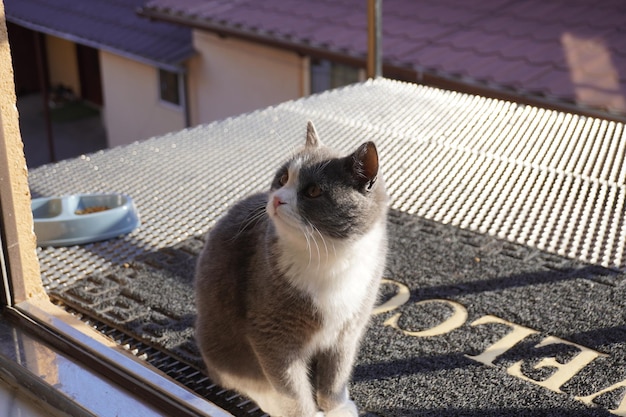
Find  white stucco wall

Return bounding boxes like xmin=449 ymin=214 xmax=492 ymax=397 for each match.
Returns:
xmin=188 ymin=31 xmax=304 ymax=125
xmin=100 ymin=51 xmax=185 ymax=147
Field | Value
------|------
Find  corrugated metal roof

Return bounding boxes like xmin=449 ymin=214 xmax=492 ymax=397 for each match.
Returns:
xmin=5 ymin=0 xmax=194 ymax=70
xmin=141 ymin=0 xmax=626 ymax=118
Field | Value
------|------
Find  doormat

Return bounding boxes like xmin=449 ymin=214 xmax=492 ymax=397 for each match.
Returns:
xmin=49 ymin=210 xmax=626 ymax=416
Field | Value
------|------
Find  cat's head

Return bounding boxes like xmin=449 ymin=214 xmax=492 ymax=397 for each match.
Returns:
xmin=266 ymin=121 xmax=388 ymax=245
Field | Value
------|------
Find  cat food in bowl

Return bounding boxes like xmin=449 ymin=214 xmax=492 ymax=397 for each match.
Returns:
xmin=32 ymin=193 xmax=140 ymax=247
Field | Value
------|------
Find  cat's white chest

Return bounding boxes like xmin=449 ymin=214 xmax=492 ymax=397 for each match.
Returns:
xmin=307 ymin=262 xmax=371 ymax=350
xmin=279 ymin=221 xmax=386 ymax=350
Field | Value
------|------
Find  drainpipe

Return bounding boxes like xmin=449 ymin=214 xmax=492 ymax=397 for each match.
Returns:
xmin=34 ymin=32 xmax=56 ymax=162
xmin=181 ymin=70 xmax=191 ymax=128
xmin=367 ymin=0 xmax=382 ymax=79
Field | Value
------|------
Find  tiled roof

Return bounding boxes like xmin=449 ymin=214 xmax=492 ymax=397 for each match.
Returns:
xmin=5 ymin=0 xmax=194 ymax=70
xmin=141 ymin=0 xmax=626 ymax=118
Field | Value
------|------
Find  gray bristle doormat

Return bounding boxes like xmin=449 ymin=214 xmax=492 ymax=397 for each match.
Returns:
xmin=49 ymin=210 xmax=626 ymax=416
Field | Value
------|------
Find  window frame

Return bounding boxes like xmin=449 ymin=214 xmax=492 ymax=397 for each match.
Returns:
xmin=158 ymin=67 xmax=184 ymax=108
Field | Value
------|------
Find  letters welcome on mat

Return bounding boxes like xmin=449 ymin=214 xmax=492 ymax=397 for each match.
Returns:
xmin=376 ymin=279 xmax=625 ymax=416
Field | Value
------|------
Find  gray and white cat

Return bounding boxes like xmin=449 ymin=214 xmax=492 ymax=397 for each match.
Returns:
xmin=195 ymin=122 xmax=388 ymax=417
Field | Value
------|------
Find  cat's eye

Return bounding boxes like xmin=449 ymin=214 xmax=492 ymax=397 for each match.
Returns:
xmin=279 ymin=172 xmax=289 ymax=186
xmin=305 ymin=184 xmax=322 ymax=198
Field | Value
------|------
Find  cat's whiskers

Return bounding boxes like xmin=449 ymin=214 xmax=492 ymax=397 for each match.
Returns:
xmin=313 ymin=160 xmax=332 ymax=176
xmin=302 ymin=219 xmax=334 ymax=273
xmin=229 ymin=205 xmax=266 ymax=242
xmin=298 ymin=223 xmax=314 ymax=269
xmin=270 ymin=126 xmax=300 ymax=158
xmin=303 ymin=222 xmax=322 ymax=271
xmin=309 ymin=221 xmax=329 ymax=261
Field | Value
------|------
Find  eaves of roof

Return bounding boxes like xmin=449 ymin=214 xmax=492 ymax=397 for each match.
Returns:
xmin=5 ymin=0 xmax=195 ymax=72
xmin=137 ymin=4 xmax=375 ymax=72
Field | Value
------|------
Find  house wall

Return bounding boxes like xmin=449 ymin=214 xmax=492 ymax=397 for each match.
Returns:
xmin=45 ymin=35 xmax=81 ymax=97
xmin=188 ymin=31 xmax=304 ymax=125
xmin=100 ymin=51 xmax=185 ymax=147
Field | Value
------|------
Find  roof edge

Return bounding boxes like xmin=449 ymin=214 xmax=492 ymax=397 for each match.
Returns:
xmin=7 ymin=15 xmax=192 ymax=72
xmin=138 ymin=6 xmax=367 ymax=69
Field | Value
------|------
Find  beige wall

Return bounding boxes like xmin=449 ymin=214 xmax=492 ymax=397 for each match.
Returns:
xmin=100 ymin=50 xmax=185 ymax=147
xmin=189 ymin=31 xmax=304 ymax=125
xmin=46 ymin=35 xmax=81 ymax=97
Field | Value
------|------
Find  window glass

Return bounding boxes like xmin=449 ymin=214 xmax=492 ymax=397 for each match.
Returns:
xmin=159 ymin=69 xmax=181 ymax=106
xmin=310 ymin=59 xmax=360 ymax=94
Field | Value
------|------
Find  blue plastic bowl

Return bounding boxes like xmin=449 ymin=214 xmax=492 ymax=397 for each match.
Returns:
xmin=32 ymin=193 xmax=140 ymax=247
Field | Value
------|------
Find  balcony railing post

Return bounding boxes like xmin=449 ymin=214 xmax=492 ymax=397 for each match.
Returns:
xmin=367 ymin=0 xmax=382 ymax=79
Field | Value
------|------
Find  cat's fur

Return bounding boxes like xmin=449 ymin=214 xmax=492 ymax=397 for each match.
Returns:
xmin=195 ymin=122 xmax=388 ymax=417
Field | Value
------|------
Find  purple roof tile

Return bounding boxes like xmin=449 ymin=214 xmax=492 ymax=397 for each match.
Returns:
xmin=309 ymin=26 xmax=366 ymax=54
xmin=5 ymin=0 xmax=194 ymax=69
xmin=528 ymin=70 xmax=582 ymax=101
xmin=140 ymin=0 xmax=626 ymax=116
xmin=491 ymin=63 xmax=553 ymax=93
xmin=383 ymin=37 xmax=428 ymax=64
xmin=400 ymin=42 xmax=446 ymax=71
xmin=385 ymin=18 xmax=452 ymax=41
xmin=502 ymin=1 xmax=566 ymax=22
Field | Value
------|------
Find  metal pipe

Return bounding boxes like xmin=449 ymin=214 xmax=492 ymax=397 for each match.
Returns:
xmin=367 ymin=0 xmax=382 ymax=79
xmin=34 ymin=32 xmax=56 ymax=162
xmin=181 ymin=71 xmax=191 ymax=128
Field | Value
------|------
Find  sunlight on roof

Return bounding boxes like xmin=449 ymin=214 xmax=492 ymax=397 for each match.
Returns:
xmin=562 ymin=32 xmax=626 ymax=114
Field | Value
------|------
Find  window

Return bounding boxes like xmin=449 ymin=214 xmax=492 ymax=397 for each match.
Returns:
xmin=310 ymin=59 xmax=361 ymax=94
xmin=158 ymin=68 xmax=181 ymax=106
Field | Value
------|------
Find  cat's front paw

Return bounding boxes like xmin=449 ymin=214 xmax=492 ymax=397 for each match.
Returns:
xmin=326 ymin=400 xmax=358 ymax=417
xmin=314 ymin=412 xmax=325 ymax=417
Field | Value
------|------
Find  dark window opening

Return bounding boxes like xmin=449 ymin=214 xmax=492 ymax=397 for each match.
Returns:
xmin=159 ymin=69 xmax=181 ymax=106
xmin=310 ymin=59 xmax=360 ymax=94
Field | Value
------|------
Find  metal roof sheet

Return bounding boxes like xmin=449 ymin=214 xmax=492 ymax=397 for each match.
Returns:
xmin=5 ymin=0 xmax=194 ymax=70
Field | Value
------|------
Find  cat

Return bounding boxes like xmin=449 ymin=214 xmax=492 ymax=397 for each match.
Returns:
xmin=194 ymin=121 xmax=388 ymax=417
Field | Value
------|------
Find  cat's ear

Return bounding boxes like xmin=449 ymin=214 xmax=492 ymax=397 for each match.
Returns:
xmin=305 ymin=121 xmax=322 ymax=148
xmin=350 ymin=141 xmax=379 ymax=190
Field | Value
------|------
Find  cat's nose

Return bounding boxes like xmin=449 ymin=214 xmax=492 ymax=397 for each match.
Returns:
xmin=273 ymin=195 xmax=285 ymax=209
